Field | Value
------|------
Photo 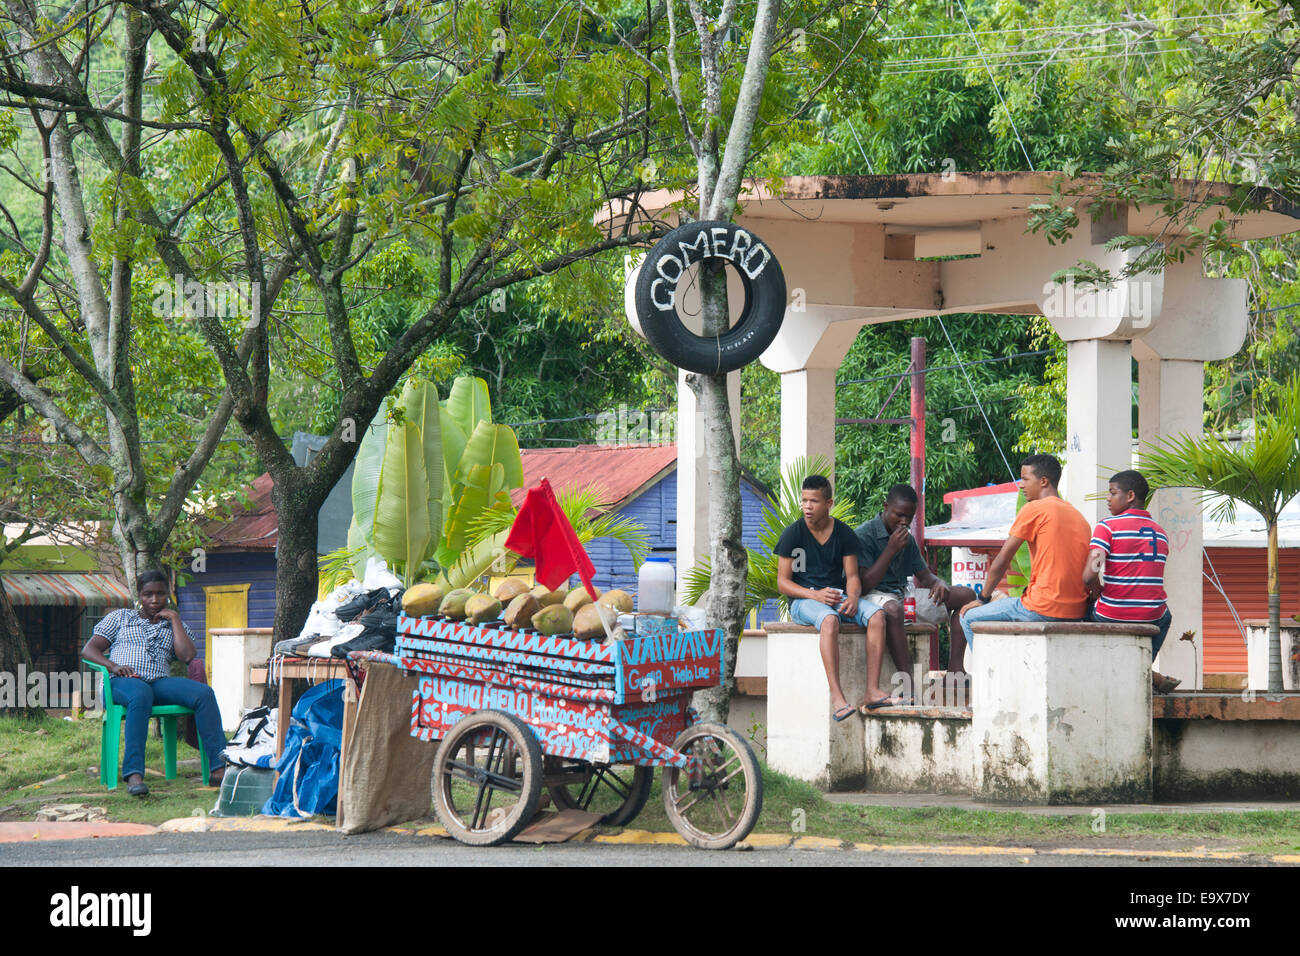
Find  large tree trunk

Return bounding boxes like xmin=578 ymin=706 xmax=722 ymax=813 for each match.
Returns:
xmin=270 ymin=476 xmax=328 ymax=648
xmin=0 ymin=574 xmax=41 ymax=718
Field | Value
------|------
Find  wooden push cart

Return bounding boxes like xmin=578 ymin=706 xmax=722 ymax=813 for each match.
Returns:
xmin=354 ymin=611 xmax=763 ymax=849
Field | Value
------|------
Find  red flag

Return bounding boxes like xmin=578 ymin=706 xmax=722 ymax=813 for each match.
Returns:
xmin=505 ymin=478 xmax=598 ymax=599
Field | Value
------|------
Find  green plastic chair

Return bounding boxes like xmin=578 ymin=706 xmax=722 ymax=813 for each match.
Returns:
xmin=86 ymin=662 xmax=209 ymax=789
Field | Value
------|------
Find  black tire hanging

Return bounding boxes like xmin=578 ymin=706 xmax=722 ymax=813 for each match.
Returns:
xmin=634 ymin=220 xmax=787 ymax=375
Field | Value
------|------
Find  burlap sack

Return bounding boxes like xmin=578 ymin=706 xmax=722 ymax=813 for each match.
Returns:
xmin=337 ymin=662 xmax=436 ymax=834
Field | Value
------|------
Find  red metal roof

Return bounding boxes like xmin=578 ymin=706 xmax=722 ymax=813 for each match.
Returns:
xmin=201 ymin=472 xmax=278 ymax=551
xmin=514 ymin=444 xmax=680 ymax=509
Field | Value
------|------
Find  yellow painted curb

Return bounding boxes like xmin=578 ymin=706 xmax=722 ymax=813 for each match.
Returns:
xmin=158 ymin=817 xmax=334 ymax=834
xmin=855 ymin=843 xmax=1031 ymax=856
xmin=592 ymin=829 xmax=688 ymax=846
xmin=1272 ymin=854 xmax=1300 ymax=863
xmin=1045 ymin=847 xmax=1245 ymax=860
xmin=792 ymin=836 xmax=845 ymax=850
xmin=742 ymin=833 xmax=793 ymax=849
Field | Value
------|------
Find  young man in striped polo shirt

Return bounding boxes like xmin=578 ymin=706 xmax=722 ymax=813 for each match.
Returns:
xmin=1082 ymin=470 xmax=1178 ymax=693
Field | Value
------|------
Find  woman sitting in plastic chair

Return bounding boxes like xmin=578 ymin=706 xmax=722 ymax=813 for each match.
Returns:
xmin=81 ymin=569 xmax=228 ymax=796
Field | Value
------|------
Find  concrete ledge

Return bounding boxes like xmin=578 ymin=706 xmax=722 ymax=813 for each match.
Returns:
xmin=1155 ymin=693 xmax=1300 ymax=720
xmin=972 ymin=622 xmax=1159 ymax=636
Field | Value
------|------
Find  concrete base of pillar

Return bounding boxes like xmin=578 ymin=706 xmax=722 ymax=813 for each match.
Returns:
xmin=971 ymin=621 xmax=1155 ymax=804
xmin=211 ymin=628 xmax=274 ymax=731
xmin=765 ymin=622 xmax=935 ymax=790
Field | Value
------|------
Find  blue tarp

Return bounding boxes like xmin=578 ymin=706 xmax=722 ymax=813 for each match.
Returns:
xmin=262 ymin=679 xmax=345 ymax=818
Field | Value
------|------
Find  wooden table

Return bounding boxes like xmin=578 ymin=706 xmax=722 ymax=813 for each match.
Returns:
xmin=249 ymin=658 xmax=359 ymax=769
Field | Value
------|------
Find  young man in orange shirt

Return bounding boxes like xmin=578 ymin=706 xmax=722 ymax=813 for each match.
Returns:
xmin=953 ymin=454 xmax=1091 ymax=669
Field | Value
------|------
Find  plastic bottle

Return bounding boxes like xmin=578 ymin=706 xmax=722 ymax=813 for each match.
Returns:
xmin=903 ymin=575 xmax=917 ymax=624
xmin=637 ymin=557 xmax=676 ymax=615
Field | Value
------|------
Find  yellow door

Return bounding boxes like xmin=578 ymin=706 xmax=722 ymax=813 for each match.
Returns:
xmin=203 ymin=584 xmax=250 ymax=682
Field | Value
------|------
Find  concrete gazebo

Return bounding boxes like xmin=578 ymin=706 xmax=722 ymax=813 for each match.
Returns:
xmin=622 ymin=172 xmax=1300 ymax=690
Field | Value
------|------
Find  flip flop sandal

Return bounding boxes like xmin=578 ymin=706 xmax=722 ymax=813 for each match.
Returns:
xmin=833 ymin=705 xmax=857 ymax=722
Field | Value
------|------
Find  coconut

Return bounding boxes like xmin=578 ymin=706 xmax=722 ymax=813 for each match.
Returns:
xmin=466 ymin=594 xmax=503 ymax=625
xmin=532 ymin=604 xmax=574 ymax=636
xmin=402 ymin=581 xmax=446 ymax=617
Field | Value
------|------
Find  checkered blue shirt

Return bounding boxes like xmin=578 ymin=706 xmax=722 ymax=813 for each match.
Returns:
xmin=96 ymin=609 xmax=189 ymax=682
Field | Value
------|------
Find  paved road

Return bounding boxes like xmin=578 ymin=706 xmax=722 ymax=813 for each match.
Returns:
xmin=0 ymin=830 xmax=1281 ymax=867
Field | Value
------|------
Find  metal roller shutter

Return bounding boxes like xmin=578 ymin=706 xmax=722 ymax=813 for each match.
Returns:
xmin=1201 ymin=547 xmax=1300 ymax=675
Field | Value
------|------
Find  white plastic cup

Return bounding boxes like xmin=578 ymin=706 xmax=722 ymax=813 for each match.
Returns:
xmin=637 ymin=557 xmax=675 ymax=615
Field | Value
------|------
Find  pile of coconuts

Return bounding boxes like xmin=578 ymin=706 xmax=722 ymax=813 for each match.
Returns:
xmin=401 ymin=577 xmax=633 ymax=640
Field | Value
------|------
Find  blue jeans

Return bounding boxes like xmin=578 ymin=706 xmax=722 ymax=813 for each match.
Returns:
xmin=111 ymin=676 xmax=228 ymax=780
xmin=790 ymin=596 xmax=882 ymax=630
xmin=1092 ymin=608 xmax=1174 ymax=657
xmin=959 ymin=597 xmax=1075 ymax=649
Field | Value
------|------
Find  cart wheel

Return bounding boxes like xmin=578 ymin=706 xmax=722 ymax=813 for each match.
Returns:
xmin=662 ymin=722 xmax=763 ymax=850
xmin=432 ymin=710 xmax=543 ymax=846
xmin=547 ymin=761 xmax=653 ymax=826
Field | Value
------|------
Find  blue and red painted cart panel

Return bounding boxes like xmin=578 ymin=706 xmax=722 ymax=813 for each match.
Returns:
xmin=390 ymin=613 xmax=724 ymax=766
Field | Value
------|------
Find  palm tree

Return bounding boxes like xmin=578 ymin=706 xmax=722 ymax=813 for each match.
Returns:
xmin=1138 ymin=375 xmax=1300 ymax=694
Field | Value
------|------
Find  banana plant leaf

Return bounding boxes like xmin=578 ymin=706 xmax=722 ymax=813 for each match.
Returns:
xmin=399 ymin=379 xmax=444 ymax=548
xmin=438 ymin=462 xmax=512 ymax=567
xmin=373 ymin=420 xmax=432 ymax=588
xmin=456 ymin=421 xmax=524 ymax=490
xmin=440 ymin=376 xmax=491 ymax=481
xmin=350 ymin=406 xmax=389 ymax=551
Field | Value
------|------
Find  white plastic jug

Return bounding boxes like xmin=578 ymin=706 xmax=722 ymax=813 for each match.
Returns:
xmin=637 ymin=557 xmax=675 ymax=615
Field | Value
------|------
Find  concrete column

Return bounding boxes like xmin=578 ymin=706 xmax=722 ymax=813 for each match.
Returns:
xmin=1137 ymin=356 xmax=1206 ymax=688
xmin=211 ymin=627 xmax=274 ymax=731
xmin=674 ymin=369 xmax=741 ymax=595
xmin=779 ymin=367 xmax=838 ymax=486
xmin=972 ymin=621 xmax=1154 ymax=803
xmin=1062 ymin=338 xmax=1133 ymax=524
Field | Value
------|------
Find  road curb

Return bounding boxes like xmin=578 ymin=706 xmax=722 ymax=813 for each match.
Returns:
xmin=117 ymin=817 xmax=1300 ymax=862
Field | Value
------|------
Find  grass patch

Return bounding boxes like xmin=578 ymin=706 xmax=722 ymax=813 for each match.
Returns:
xmin=0 ymin=714 xmax=220 ymax=825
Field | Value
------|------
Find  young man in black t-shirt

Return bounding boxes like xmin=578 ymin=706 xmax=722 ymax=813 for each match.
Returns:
xmin=776 ymin=475 xmax=899 ymax=719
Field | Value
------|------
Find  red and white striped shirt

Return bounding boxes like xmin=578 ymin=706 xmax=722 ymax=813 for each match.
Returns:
xmin=1090 ymin=509 xmax=1169 ymax=622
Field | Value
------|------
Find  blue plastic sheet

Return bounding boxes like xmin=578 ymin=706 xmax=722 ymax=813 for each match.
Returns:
xmin=262 ymin=679 xmax=345 ymax=818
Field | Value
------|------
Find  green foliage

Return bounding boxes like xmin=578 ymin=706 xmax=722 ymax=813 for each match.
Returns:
xmin=1013 ymin=316 xmax=1068 ymax=455
xmin=832 ymin=316 xmax=1044 ymax=529
xmin=1139 ymin=376 xmax=1300 ymax=530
